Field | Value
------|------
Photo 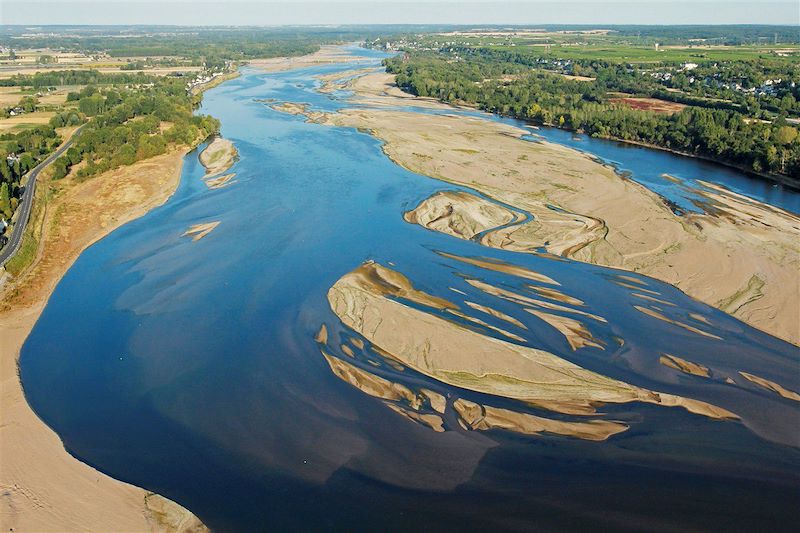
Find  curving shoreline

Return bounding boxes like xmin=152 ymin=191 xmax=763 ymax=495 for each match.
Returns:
xmin=0 ymin=149 xmax=208 ymax=531
xmin=299 ymin=71 xmax=800 ymax=346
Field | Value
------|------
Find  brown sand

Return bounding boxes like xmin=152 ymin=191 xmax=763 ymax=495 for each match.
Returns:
xmin=404 ymin=190 xmax=519 ymax=241
xmin=198 ymin=137 xmax=237 ymax=177
xmin=445 ymin=308 xmax=527 ymax=343
xmin=271 ymin=102 xmax=310 ymax=115
xmin=327 ymin=262 xmax=737 ymax=422
xmin=249 ymin=45 xmax=374 ymax=73
xmin=659 ymin=354 xmax=711 ymax=378
xmin=454 ymin=398 xmax=628 ymax=441
xmin=463 ymin=300 xmax=527 ymax=329
xmin=464 ymin=277 xmax=606 ymax=323
xmin=204 ymin=172 xmax=236 ymax=190
xmin=739 ymin=371 xmax=800 ymax=402
xmin=307 ymin=73 xmax=800 ymax=345
xmin=526 ymin=309 xmax=605 ymax=351
xmin=438 ymin=251 xmax=559 ymax=285
xmin=322 ymin=351 xmax=421 ymax=409
xmin=528 ymin=286 xmax=584 ymax=306
xmin=384 ymin=402 xmax=445 ymax=432
xmin=0 ymin=149 xmax=206 ymax=531
xmin=182 ymin=221 xmax=220 ymax=241
xmin=314 ymin=68 xmax=376 ymax=94
xmin=420 ymin=388 xmax=447 ymax=414
xmin=634 ymin=305 xmax=722 ymax=340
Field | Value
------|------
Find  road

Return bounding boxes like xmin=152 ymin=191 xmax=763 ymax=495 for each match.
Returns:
xmin=0 ymin=126 xmax=82 ymax=267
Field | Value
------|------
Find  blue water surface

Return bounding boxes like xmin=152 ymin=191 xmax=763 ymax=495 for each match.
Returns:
xmin=19 ymin=47 xmax=800 ymax=531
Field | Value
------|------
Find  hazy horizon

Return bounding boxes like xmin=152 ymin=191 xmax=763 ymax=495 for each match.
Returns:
xmin=3 ymin=1 xmax=799 ymax=26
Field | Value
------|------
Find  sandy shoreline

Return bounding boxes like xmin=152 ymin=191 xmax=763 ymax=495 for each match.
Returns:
xmin=297 ymin=71 xmax=800 ymax=346
xmin=0 ymin=46 xmax=362 ymax=533
xmin=249 ymin=44 xmax=373 ymax=73
xmin=322 ymin=262 xmax=738 ymax=438
xmin=0 ymin=148 xmax=207 ymax=531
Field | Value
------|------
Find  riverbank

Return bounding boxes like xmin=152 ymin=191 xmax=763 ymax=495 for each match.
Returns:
xmin=250 ymin=44 xmax=374 ymax=73
xmin=569 ymin=131 xmax=800 ymax=191
xmin=0 ymin=148 xmax=207 ymax=531
xmin=190 ymin=71 xmax=240 ymax=97
xmin=292 ymin=71 xmax=800 ymax=346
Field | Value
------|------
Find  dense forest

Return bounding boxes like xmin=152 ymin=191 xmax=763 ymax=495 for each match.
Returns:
xmin=0 ymin=69 xmax=156 ymax=89
xmin=384 ymin=53 xmax=800 ymax=178
xmin=446 ymin=46 xmax=800 ymax=116
xmin=49 ymin=78 xmax=220 ymax=181
xmin=0 ymin=27 xmax=346 ymax=72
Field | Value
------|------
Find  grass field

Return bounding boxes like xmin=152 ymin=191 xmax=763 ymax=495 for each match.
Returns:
xmin=0 ymin=87 xmax=25 ymax=107
xmin=0 ymin=111 xmax=56 ymax=132
xmin=434 ymin=32 xmax=800 ymax=64
xmin=494 ymin=43 xmax=800 ymax=64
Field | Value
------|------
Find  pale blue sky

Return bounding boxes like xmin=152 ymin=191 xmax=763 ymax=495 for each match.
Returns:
xmin=2 ymin=1 xmax=798 ymax=26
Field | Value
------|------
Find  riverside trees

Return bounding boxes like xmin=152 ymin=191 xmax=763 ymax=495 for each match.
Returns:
xmin=385 ymin=54 xmax=800 ymax=177
xmin=50 ymin=77 xmax=220 ymax=181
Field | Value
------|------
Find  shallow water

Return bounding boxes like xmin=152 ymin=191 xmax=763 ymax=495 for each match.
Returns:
xmin=20 ymin=47 xmax=800 ymax=531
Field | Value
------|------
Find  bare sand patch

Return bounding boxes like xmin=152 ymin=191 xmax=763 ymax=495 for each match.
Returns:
xmin=659 ymin=354 xmax=711 ymax=378
xmin=528 ymin=286 xmax=584 ymax=306
xmin=739 ymin=372 xmax=800 ymax=402
xmin=322 ymin=350 xmax=421 ymax=409
xmin=183 ymin=221 xmax=220 ymax=241
xmin=315 ymin=68 xmax=376 ymax=93
xmin=464 ymin=277 xmax=606 ymax=323
xmin=634 ymin=305 xmax=722 ymax=340
xmin=526 ymin=309 xmax=605 ymax=351
xmin=249 ymin=45 xmax=374 ymax=73
xmin=404 ymin=190 xmax=519 ymax=241
xmin=610 ymin=96 xmax=687 ymax=114
xmin=199 ymin=137 xmax=237 ymax=177
xmin=464 ymin=300 xmax=526 ymax=329
xmin=204 ymin=172 xmax=236 ymax=189
xmin=384 ymin=402 xmax=445 ymax=432
xmin=327 ymin=262 xmax=737 ymax=423
xmin=271 ymin=102 xmax=310 ymax=115
xmin=307 ymin=74 xmax=800 ymax=344
xmin=445 ymin=308 xmax=527 ymax=342
xmin=454 ymin=398 xmax=627 ymax=441
xmin=438 ymin=251 xmax=559 ymax=285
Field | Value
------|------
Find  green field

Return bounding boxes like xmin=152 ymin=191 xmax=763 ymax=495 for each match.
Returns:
xmin=491 ymin=44 xmax=800 ymax=64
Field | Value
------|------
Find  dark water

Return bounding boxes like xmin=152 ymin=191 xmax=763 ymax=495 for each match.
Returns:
xmin=20 ymin=47 xmax=800 ymax=531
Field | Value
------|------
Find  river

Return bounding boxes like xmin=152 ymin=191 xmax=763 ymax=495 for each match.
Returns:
xmin=20 ymin=46 xmax=800 ymax=531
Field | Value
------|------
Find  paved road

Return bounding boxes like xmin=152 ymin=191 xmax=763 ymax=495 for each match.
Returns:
xmin=0 ymin=126 xmax=83 ymax=267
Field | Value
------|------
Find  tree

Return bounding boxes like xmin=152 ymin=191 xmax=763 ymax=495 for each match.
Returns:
xmin=0 ymin=182 xmax=11 ymax=218
xmin=775 ymin=126 xmax=798 ymax=146
xmin=774 ymin=126 xmax=798 ymax=173
xmin=51 ymin=156 xmax=70 ymax=180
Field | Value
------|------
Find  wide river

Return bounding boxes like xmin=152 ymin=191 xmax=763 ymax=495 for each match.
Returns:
xmin=21 ymin=47 xmax=800 ymax=531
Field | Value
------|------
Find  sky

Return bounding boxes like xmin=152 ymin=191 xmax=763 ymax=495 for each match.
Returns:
xmin=2 ymin=1 xmax=799 ymax=26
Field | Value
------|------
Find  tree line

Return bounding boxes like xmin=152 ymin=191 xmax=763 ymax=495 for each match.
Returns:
xmin=1 ymin=72 xmax=220 ymax=225
xmin=50 ymin=77 xmax=219 ymax=181
xmin=0 ymin=125 xmax=62 ymax=219
xmin=385 ymin=54 xmax=800 ymax=178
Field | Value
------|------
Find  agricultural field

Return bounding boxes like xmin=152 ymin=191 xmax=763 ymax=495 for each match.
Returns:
xmin=492 ymin=43 xmax=800 ymax=64
xmin=608 ymin=95 xmax=687 ymax=114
